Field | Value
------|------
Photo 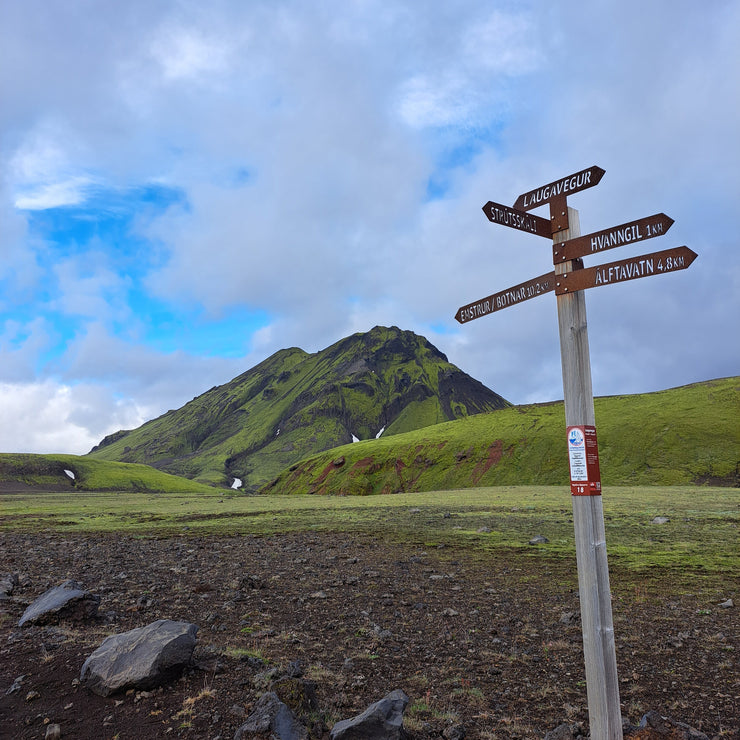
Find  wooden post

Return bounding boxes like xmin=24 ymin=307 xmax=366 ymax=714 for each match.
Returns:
xmin=553 ymin=207 xmax=623 ymax=740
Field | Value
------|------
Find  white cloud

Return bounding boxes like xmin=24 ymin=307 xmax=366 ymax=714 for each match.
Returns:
xmin=0 ymin=380 xmax=146 ymax=454
xmin=150 ymin=24 xmax=233 ymax=82
xmin=14 ymin=176 xmax=93 ymax=210
xmin=8 ymin=121 xmax=95 ymax=209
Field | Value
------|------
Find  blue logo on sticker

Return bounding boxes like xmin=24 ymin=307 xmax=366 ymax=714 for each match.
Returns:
xmin=568 ymin=429 xmax=584 ymax=447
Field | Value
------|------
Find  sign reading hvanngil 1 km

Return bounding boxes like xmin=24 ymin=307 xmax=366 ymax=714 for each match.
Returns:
xmin=553 ymin=213 xmax=674 ymax=263
xmin=455 ymin=271 xmax=555 ymax=323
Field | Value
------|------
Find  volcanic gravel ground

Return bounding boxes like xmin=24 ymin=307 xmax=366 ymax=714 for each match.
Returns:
xmin=0 ymin=531 xmax=737 ymax=739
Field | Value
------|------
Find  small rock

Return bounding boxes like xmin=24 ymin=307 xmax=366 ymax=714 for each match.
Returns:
xmin=310 ymin=591 xmax=327 ymax=599
xmin=477 ymin=526 xmax=491 ymax=533
xmin=0 ymin=573 xmax=19 ymax=599
xmin=544 ymin=723 xmax=578 ymax=740
xmin=635 ymin=710 xmax=710 ymax=739
xmin=45 ymin=724 xmax=61 ymax=740
xmin=651 ymin=516 xmax=670 ymax=525
xmin=718 ymin=598 xmax=734 ymax=608
xmin=529 ymin=535 xmax=549 ymax=545
xmin=286 ymin=660 xmax=305 ymax=678
xmin=441 ymin=608 xmax=460 ymax=617
xmin=234 ymin=691 xmax=307 ymax=740
xmin=331 ymin=689 xmax=409 ymax=740
xmin=271 ymin=675 xmax=318 ymax=717
xmin=443 ymin=723 xmax=466 ymax=740
xmin=25 ymin=690 xmax=40 ymax=702
xmin=5 ymin=675 xmax=25 ymax=695
xmin=18 ymin=580 xmax=100 ymax=627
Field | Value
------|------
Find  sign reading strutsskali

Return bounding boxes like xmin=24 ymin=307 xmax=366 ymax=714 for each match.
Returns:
xmin=514 ymin=166 xmax=606 ymax=212
xmin=555 ymin=246 xmax=697 ymax=295
xmin=482 ymin=201 xmax=552 ymax=238
xmin=455 ymin=271 xmax=555 ymax=323
xmin=553 ymin=213 xmax=674 ymax=263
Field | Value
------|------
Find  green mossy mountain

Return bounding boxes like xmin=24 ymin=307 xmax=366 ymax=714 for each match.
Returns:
xmin=88 ymin=326 xmax=510 ymax=490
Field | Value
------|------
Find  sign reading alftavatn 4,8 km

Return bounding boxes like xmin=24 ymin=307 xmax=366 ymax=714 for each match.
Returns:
xmin=453 ymin=166 xmax=697 ymax=740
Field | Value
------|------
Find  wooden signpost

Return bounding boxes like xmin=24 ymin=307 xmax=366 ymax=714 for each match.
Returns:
xmin=455 ymin=167 xmax=697 ymax=740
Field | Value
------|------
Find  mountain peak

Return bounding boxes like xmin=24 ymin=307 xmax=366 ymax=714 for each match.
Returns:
xmin=89 ymin=327 xmax=509 ymax=490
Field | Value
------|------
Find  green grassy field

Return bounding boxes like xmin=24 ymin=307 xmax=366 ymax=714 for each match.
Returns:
xmin=1 ymin=485 xmax=737 ymax=579
xmin=0 ymin=453 xmax=215 ymax=493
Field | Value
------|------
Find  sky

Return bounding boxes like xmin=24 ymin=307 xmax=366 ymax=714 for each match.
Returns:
xmin=1 ymin=0 xmax=738 ymax=454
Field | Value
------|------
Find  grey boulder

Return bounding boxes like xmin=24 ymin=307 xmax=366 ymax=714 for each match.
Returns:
xmin=18 ymin=580 xmax=100 ymax=627
xmin=330 ymin=689 xmax=409 ymax=740
xmin=234 ymin=691 xmax=308 ymax=740
xmin=80 ymin=619 xmax=198 ymax=696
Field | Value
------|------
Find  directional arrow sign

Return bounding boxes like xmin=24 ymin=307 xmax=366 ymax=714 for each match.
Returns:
xmin=482 ymin=201 xmax=552 ymax=238
xmin=554 ymin=246 xmax=697 ymax=295
xmin=455 ymin=271 xmax=555 ymax=323
xmin=514 ymin=166 xmax=606 ymax=212
xmin=553 ymin=213 xmax=674 ymax=263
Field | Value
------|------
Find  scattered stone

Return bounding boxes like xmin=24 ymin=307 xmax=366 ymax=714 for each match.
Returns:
xmin=45 ymin=723 xmax=62 ymax=740
xmin=443 ymin=723 xmax=466 ymax=740
xmin=330 ymin=689 xmax=409 ymax=740
xmin=233 ymin=691 xmax=308 ymax=740
xmin=191 ymin=645 xmax=225 ymax=674
xmin=441 ymin=608 xmax=460 ymax=617
xmin=18 ymin=580 xmax=100 ymax=627
xmin=651 ymin=516 xmax=670 ymax=525
xmin=271 ymin=676 xmax=318 ymax=718
xmin=25 ymin=690 xmax=40 ymax=701
xmin=476 ymin=526 xmax=491 ymax=533
xmin=544 ymin=723 xmax=579 ymax=740
xmin=310 ymin=591 xmax=328 ymax=599
xmin=286 ymin=660 xmax=305 ymax=678
xmin=559 ymin=611 xmax=579 ymax=626
xmin=80 ymin=619 xmax=198 ymax=697
xmin=0 ymin=573 xmax=19 ymax=600
xmin=630 ymin=710 xmax=710 ymax=739
xmin=5 ymin=675 xmax=25 ymax=695
xmin=718 ymin=598 xmax=734 ymax=608
xmin=529 ymin=535 xmax=549 ymax=545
